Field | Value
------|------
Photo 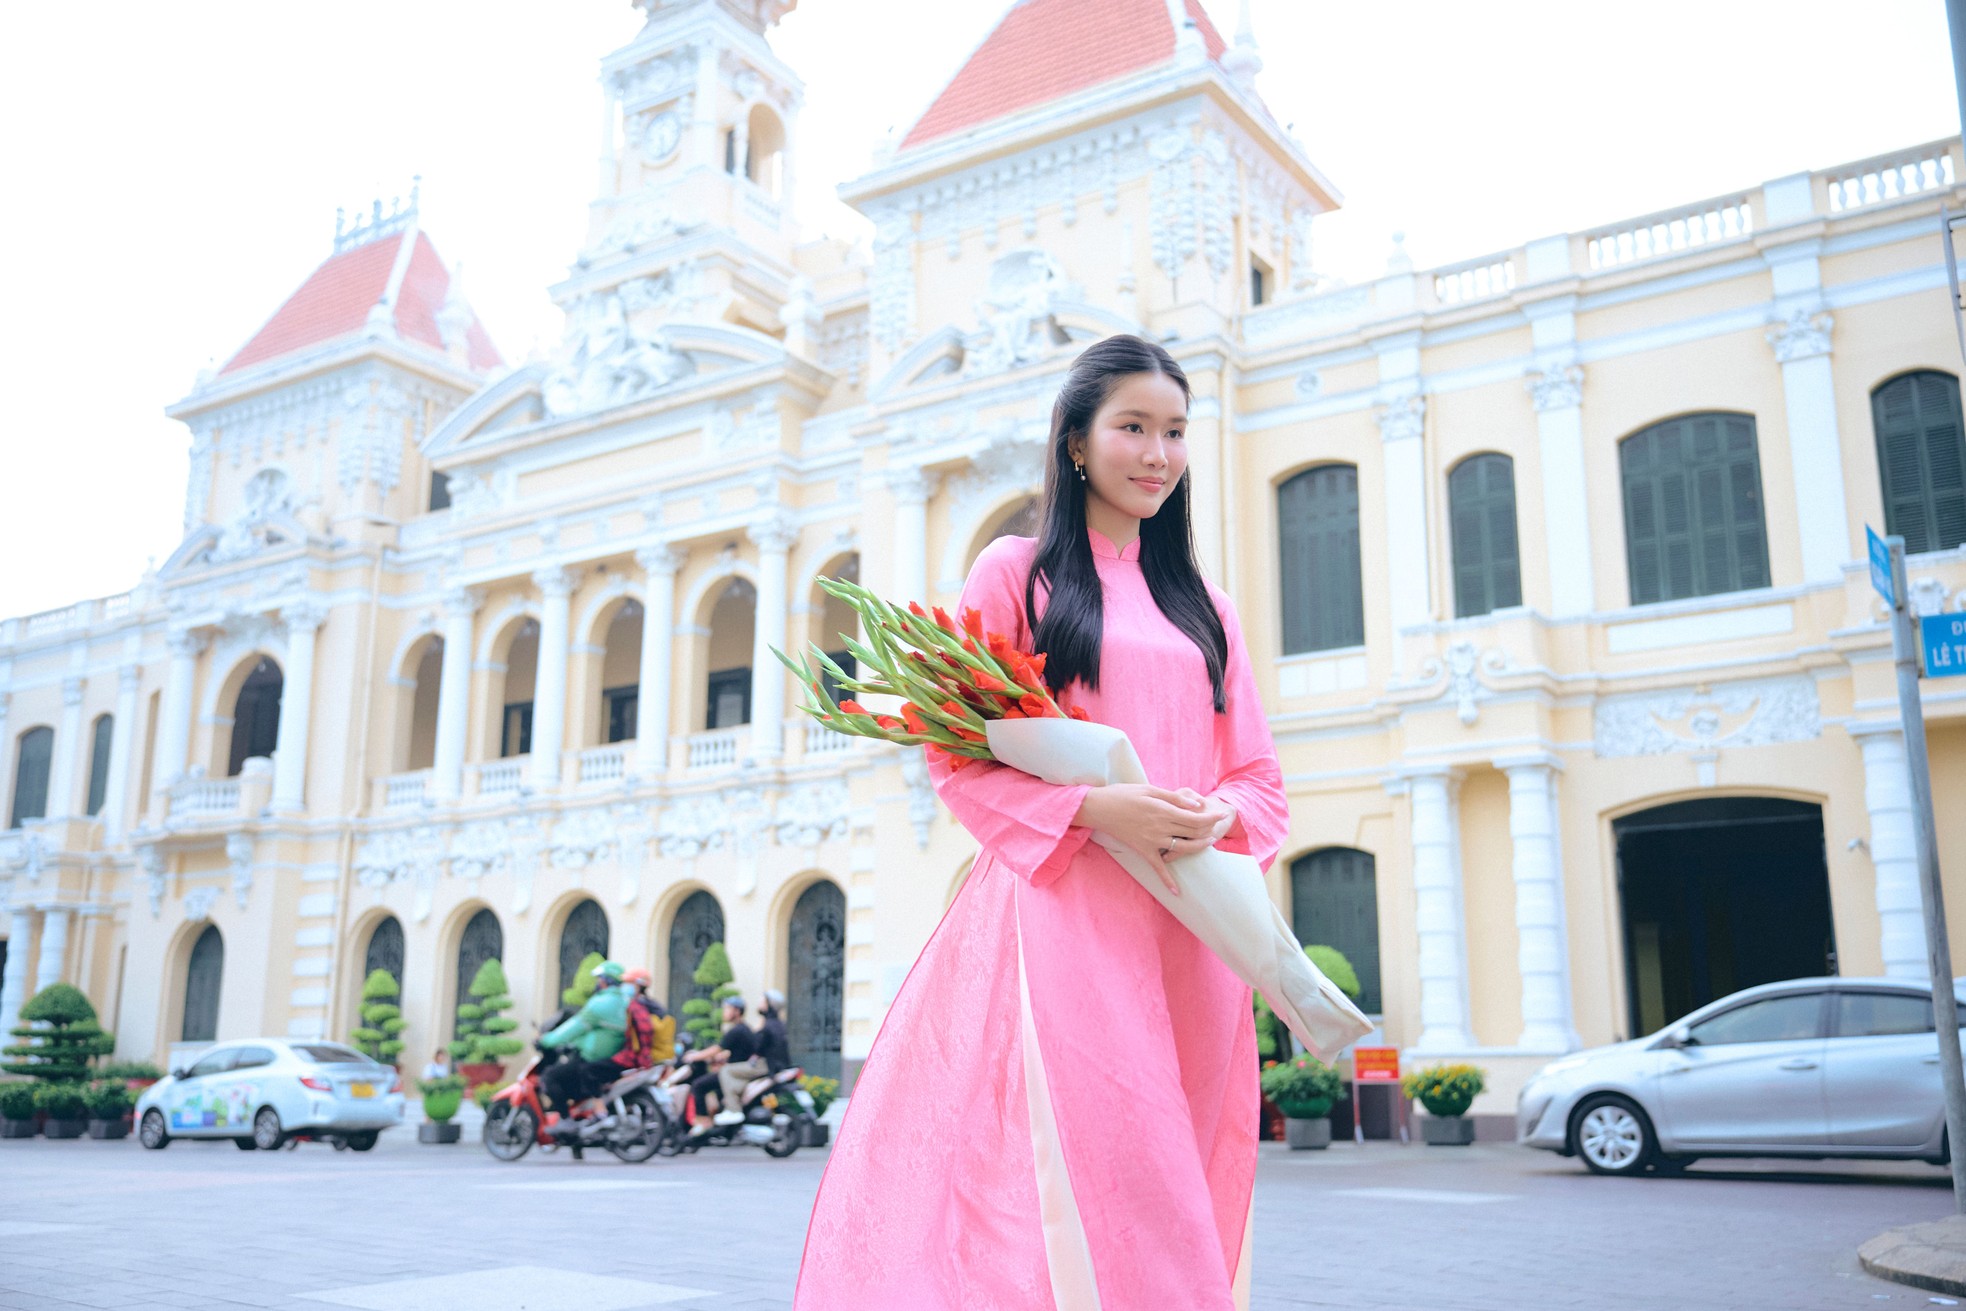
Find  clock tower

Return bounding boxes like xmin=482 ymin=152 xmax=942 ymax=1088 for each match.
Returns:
xmin=557 ymin=0 xmax=803 ymax=339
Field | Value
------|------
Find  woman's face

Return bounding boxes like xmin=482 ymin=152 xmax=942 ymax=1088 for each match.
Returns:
xmin=1070 ymin=371 xmax=1189 ymax=523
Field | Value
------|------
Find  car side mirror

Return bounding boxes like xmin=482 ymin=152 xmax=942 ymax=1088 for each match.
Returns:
xmin=1670 ymin=1027 xmax=1696 ymax=1048
xmin=170 ymin=1068 xmax=189 ymax=1081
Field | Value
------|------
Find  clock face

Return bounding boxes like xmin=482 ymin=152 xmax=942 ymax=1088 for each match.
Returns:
xmin=641 ymin=111 xmax=682 ymax=162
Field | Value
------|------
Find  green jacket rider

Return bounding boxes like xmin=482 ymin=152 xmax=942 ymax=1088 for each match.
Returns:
xmin=542 ymin=962 xmax=629 ymax=1062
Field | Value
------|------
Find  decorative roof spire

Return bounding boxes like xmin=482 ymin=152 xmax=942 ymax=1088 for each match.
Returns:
xmin=1222 ymin=0 xmax=1263 ymax=90
xmin=334 ymin=176 xmax=421 ymax=254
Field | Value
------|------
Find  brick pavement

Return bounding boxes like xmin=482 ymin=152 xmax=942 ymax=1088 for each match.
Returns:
xmin=0 ymin=1128 xmax=1952 ymax=1309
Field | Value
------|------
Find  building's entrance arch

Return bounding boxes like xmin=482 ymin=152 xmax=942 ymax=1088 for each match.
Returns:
xmin=1614 ymin=796 xmax=1836 ymax=1038
xmin=785 ymin=880 xmax=845 ymax=1080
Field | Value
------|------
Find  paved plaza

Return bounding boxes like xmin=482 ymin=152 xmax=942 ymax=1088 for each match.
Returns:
xmin=0 ymin=1120 xmax=1953 ymax=1310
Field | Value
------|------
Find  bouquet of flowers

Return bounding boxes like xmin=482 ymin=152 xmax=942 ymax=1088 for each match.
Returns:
xmin=776 ymin=578 xmax=1374 ymax=1059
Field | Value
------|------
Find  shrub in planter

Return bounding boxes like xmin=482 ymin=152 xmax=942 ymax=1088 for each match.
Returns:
xmin=97 ymin=1060 xmax=164 ymax=1091
xmin=0 ymin=1082 xmax=38 ymax=1137
xmin=37 ymin=1084 xmax=87 ymax=1139
xmin=1403 ymin=1063 xmax=1486 ymax=1144
xmin=798 ymin=1075 xmax=839 ymax=1119
xmin=1304 ymin=945 xmax=1362 ymax=1003
xmin=417 ymin=1073 xmax=467 ymax=1144
xmin=450 ymin=959 xmax=523 ymax=1085
xmin=83 ymin=1080 xmax=132 ymax=1139
xmin=351 ymin=969 xmax=407 ymax=1066
xmin=681 ymin=943 xmax=738 ymax=1049
xmin=1261 ymin=1053 xmax=1344 ymax=1121
xmin=2 ymin=983 xmax=114 ymax=1084
xmin=471 ymin=1083 xmax=499 ymax=1111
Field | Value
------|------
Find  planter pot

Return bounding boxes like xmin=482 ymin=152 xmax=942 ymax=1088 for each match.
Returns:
xmin=1283 ymin=1116 xmax=1332 ymax=1150
xmin=1421 ymin=1115 xmax=1476 ymax=1146
xmin=86 ymin=1118 xmax=129 ymax=1140
xmin=802 ymin=1121 xmax=830 ymax=1148
xmin=0 ymin=1119 xmax=36 ymax=1139
xmin=418 ymin=1122 xmax=461 ymax=1144
xmin=43 ymin=1118 xmax=86 ymax=1140
xmin=458 ymin=1062 xmax=504 ymax=1089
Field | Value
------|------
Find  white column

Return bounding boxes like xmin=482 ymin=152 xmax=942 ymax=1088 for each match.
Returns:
xmin=1404 ymin=766 xmax=1473 ymax=1052
xmin=596 ymin=83 xmax=617 ymax=196
xmin=45 ymin=676 xmax=86 ymax=820
xmin=634 ymin=544 xmax=685 ymax=778
xmin=1526 ymin=364 xmax=1596 ymax=616
xmin=528 ymin=567 xmax=575 ymax=789
xmin=1768 ymin=309 xmax=1849 ymax=583
xmin=886 ymin=467 xmax=937 ymax=604
xmin=150 ymin=630 xmax=205 ymax=821
xmin=1499 ymin=755 xmax=1579 ymax=1052
xmin=272 ymin=602 xmax=325 ymax=813
xmin=431 ymin=588 xmax=481 ymax=802
xmin=100 ymin=665 xmax=140 ymax=840
xmin=0 ymin=908 xmax=34 ymax=1035
xmin=1377 ymin=394 xmax=1431 ymax=660
xmin=33 ymin=907 xmax=69 ymax=994
xmin=1854 ymin=723 xmax=1925 ymax=978
xmin=749 ymin=516 xmax=797 ymax=761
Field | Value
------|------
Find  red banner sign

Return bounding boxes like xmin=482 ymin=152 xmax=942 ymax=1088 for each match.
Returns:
xmin=1352 ymin=1046 xmax=1400 ymax=1083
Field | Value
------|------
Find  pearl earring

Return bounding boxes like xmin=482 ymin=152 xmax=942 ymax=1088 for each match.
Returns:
xmin=1074 ymin=461 xmax=1086 ymax=482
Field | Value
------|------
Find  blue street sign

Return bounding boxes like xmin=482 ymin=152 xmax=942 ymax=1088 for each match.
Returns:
xmin=1868 ymin=525 xmax=1896 ymax=606
xmin=1925 ymin=612 xmax=1966 ymax=679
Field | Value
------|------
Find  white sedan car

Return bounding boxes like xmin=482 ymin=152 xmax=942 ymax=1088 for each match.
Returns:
xmin=1518 ymin=976 xmax=1962 ymax=1175
xmin=137 ymin=1039 xmax=405 ymax=1152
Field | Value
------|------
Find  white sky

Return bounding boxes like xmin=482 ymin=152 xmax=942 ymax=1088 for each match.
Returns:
xmin=0 ymin=0 xmax=1955 ymax=619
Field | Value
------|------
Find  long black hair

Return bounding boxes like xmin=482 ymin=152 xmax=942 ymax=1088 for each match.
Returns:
xmin=1022 ymin=334 xmax=1229 ymax=712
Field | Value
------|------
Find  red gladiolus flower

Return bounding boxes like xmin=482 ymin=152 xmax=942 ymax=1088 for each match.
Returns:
xmin=961 ymin=636 xmax=979 ymax=656
xmin=875 ymin=715 xmax=902 ymax=730
xmin=937 ymin=747 xmax=975 ymax=772
xmin=902 ymin=705 xmax=928 ymax=735
xmin=1002 ymin=709 xmax=1027 ymax=719
xmin=932 ymin=606 xmax=954 ymax=630
xmin=1068 ymin=705 xmax=1090 ymax=722
xmin=838 ymin=699 xmax=868 ymax=716
xmin=987 ymin=632 xmax=1013 ymax=660
xmin=962 ymin=608 xmax=984 ymax=639
xmin=974 ymin=671 xmax=1006 ymax=693
xmin=1018 ymin=693 xmax=1053 ymax=718
xmin=909 ymin=601 xmax=928 ymax=618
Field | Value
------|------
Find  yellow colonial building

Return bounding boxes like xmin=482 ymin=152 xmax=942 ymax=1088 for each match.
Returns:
xmin=3 ymin=0 xmax=1964 ymax=1130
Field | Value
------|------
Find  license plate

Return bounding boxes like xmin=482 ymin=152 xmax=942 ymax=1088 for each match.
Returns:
xmin=348 ymin=1082 xmax=374 ymax=1099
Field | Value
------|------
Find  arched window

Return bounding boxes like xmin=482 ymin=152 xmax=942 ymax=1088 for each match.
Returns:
xmin=667 ymin=890 xmax=725 ymax=1015
xmin=1290 ymin=848 xmax=1381 ymax=1015
xmin=1448 ymin=454 xmax=1521 ymax=618
xmin=705 ymin=580 xmax=755 ymax=730
xmin=363 ymin=916 xmax=405 ymax=982
xmin=453 ymin=909 xmax=502 ymax=1038
xmin=1278 ymin=464 xmax=1364 ymax=654
xmin=746 ymin=104 xmax=785 ymax=197
xmin=9 ymin=727 xmax=53 ymax=828
xmin=786 ymin=881 xmax=845 ymax=1080
xmin=85 ymin=714 xmax=114 ymax=817
xmin=499 ymin=621 xmax=538 ymax=759
xmin=227 ymin=657 xmax=283 ymax=777
xmin=1873 ymin=371 xmax=1966 ymax=555
xmin=182 ymin=924 xmax=224 ymax=1042
xmin=403 ymin=639 xmax=442 ymax=772
xmin=558 ymin=899 xmax=611 ymax=995
xmin=1620 ymin=413 xmax=1769 ymax=605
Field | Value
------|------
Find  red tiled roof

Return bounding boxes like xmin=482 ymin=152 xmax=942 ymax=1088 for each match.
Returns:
xmin=219 ymin=229 xmax=503 ymax=376
xmin=900 ymin=0 xmax=1228 ymax=151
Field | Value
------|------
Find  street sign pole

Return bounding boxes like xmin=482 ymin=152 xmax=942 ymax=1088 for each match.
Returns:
xmin=1884 ymin=533 xmax=1966 ymax=1212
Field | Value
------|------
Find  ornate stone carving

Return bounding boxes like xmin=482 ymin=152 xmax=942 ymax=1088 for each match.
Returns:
xmin=775 ymin=780 xmax=850 ymax=847
xmin=1415 ymin=641 xmax=1507 ymax=726
xmin=1525 ymin=363 xmax=1584 ymax=412
xmin=868 ymin=204 xmax=916 ymax=353
xmin=617 ymin=260 xmax=706 ymax=315
xmin=138 ymin=845 xmax=166 ymax=918
xmin=543 ymin=289 xmax=696 ymax=417
xmin=207 ymin=468 xmax=302 ymax=565
xmin=1198 ymin=130 xmax=1234 ymax=279
xmin=507 ymin=814 xmax=546 ymax=916
xmin=1147 ymin=126 xmax=1197 ymax=285
xmin=1767 ymin=308 xmax=1833 ymax=363
xmin=1377 ymin=393 xmax=1426 ymax=443
xmin=1910 ymin=576 xmax=1949 ymax=618
xmin=183 ymin=885 xmax=219 ymax=923
xmin=549 ymin=806 xmax=616 ymax=870
xmin=184 ymin=433 xmax=215 ymax=531
xmin=225 ymin=832 xmax=254 ymax=911
xmin=338 ymin=382 xmax=413 ymax=496
xmin=885 ymin=464 xmax=941 ymax=508
xmin=613 ymin=803 xmax=653 ymax=906
xmin=747 ymin=511 xmax=798 ymax=555
xmin=447 ymin=821 xmax=507 ymax=882
xmin=659 ymin=795 xmax=730 ymax=859
xmin=1592 ymin=675 xmax=1821 ymax=759
xmin=965 ymin=250 xmax=1073 ymax=377
xmin=898 ymin=749 xmax=938 ymax=849
xmin=723 ymin=783 xmax=773 ymax=898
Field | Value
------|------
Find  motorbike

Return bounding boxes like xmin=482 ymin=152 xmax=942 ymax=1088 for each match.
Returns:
xmin=483 ymin=1043 xmax=673 ymax=1163
xmin=658 ymin=1051 xmax=815 ymax=1158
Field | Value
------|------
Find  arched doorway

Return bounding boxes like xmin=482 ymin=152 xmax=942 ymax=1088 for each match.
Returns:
xmin=227 ymin=657 xmax=283 ymax=776
xmin=1290 ymin=848 xmax=1382 ymax=1015
xmin=667 ymin=891 xmax=724 ymax=1014
xmin=558 ymin=899 xmax=611 ymax=996
xmin=786 ymin=881 xmax=845 ymax=1079
xmin=1614 ymin=797 xmax=1835 ymax=1037
xmin=454 ymin=908 xmax=502 ymax=1038
xmin=181 ymin=925 xmax=223 ymax=1042
xmin=364 ymin=916 xmax=404 ymax=981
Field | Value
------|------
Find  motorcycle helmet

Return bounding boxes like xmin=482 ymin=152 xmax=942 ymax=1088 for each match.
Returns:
xmin=622 ymin=967 xmax=652 ymax=990
xmin=591 ymin=959 xmax=626 ymax=984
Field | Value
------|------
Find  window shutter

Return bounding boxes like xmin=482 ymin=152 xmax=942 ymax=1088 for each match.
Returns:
xmin=1874 ymin=372 xmax=1966 ymax=555
xmin=85 ymin=715 xmax=113 ymax=817
xmin=9 ymin=728 xmax=52 ymax=827
xmin=1291 ymin=848 xmax=1382 ymax=1014
xmin=1449 ymin=454 xmax=1521 ymax=618
xmin=1621 ymin=413 xmax=1770 ymax=604
xmin=1278 ymin=465 xmax=1365 ymax=654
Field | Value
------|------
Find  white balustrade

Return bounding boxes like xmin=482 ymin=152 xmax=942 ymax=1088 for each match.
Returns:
xmin=170 ymin=777 xmax=240 ymax=821
xmin=473 ymin=758 xmax=527 ymax=798
xmin=380 ymin=770 xmax=431 ymax=811
xmin=576 ymin=744 xmax=628 ymax=785
xmin=1825 ymin=140 xmax=1958 ymax=213
xmin=1431 ymin=252 xmax=1517 ymax=306
xmin=685 ymin=728 xmax=744 ymax=770
xmin=803 ymin=718 xmax=855 ymax=758
xmin=1585 ymin=194 xmax=1753 ymax=270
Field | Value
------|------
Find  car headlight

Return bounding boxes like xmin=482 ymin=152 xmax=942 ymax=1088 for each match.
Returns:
xmin=1535 ymin=1054 xmax=1591 ymax=1080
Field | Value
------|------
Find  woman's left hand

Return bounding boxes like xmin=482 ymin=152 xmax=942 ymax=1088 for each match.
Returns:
xmin=1157 ymin=791 xmax=1236 ymax=859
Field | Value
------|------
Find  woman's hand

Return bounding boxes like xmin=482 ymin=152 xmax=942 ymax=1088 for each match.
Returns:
xmin=1072 ymin=785 xmax=1235 ymax=896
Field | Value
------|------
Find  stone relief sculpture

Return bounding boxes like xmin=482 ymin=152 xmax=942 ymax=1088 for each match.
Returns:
xmin=543 ymin=289 xmax=696 ymax=417
xmin=965 ymin=250 xmax=1073 ymax=377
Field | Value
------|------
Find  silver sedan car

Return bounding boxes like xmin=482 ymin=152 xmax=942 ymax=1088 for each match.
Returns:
xmin=137 ymin=1039 xmax=405 ymax=1151
xmin=1517 ymin=976 xmax=1962 ymax=1175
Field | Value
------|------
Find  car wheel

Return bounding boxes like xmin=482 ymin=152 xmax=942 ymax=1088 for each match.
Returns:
xmin=346 ymin=1131 xmax=377 ymax=1152
xmin=251 ymin=1108 xmax=283 ymax=1151
xmin=1572 ymin=1095 xmax=1655 ymax=1176
xmin=138 ymin=1110 xmax=170 ymax=1150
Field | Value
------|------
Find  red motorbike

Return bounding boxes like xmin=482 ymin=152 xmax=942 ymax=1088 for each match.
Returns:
xmin=482 ymin=1044 xmax=672 ymax=1163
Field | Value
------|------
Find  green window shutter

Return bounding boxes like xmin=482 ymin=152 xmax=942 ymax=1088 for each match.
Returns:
xmin=1873 ymin=371 xmax=1966 ymax=555
xmin=1448 ymin=454 xmax=1521 ymax=618
xmin=1278 ymin=465 xmax=1364 ymax=654
xmin=1621 ymin=413 xmax=1770 ymax=604
xmin=1290 ymin=848 xmax=1382 ymax=1015
xmin=10 ymin=727 xmax=52 ymax=827
xmin=85 ymin=714 xmax=113 ymax=817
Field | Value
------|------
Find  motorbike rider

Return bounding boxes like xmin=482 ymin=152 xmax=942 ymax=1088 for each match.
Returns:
xmin=756 ymin=989 xmax=794 ymax=1074
xmin=686 ymin=996 xmax=758 ymax=1137
xmin=613 ymin=968 xmax=671 ymax=1075
xmin=540 ymin=959 xmax=629 ymax=1114
xmin=713 ymin=995 xmax=771 ymax=1127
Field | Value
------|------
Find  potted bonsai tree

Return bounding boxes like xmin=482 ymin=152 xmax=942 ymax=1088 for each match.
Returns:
xmin=1402 ymin=1063 xmax=1487 ymax=1145
xmin=38 ymin=1084 xmax=87 ymax=1139
xmin=83 ymin=1079 xmax=132 ymax=1140
xmin=351 ymin=969 xmax=407 ymax=1068
xmin=417 ymin=1073 xmax=467 ymax=1144
xmin=681 ymin=943 xmax=738 ymax=1049
xmin=1260 ymin=1054 xmax=1345 ymax=1150
xmin=0 ymin=1082 xmax=38 ymax=1138
xmin=2 ymin=983 xmax=114 ymax=1086
xmin=97 ymin=1060 xmax=164 ymax=1093
xmin=450 ymin=958 xmax=524 ymax=1090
